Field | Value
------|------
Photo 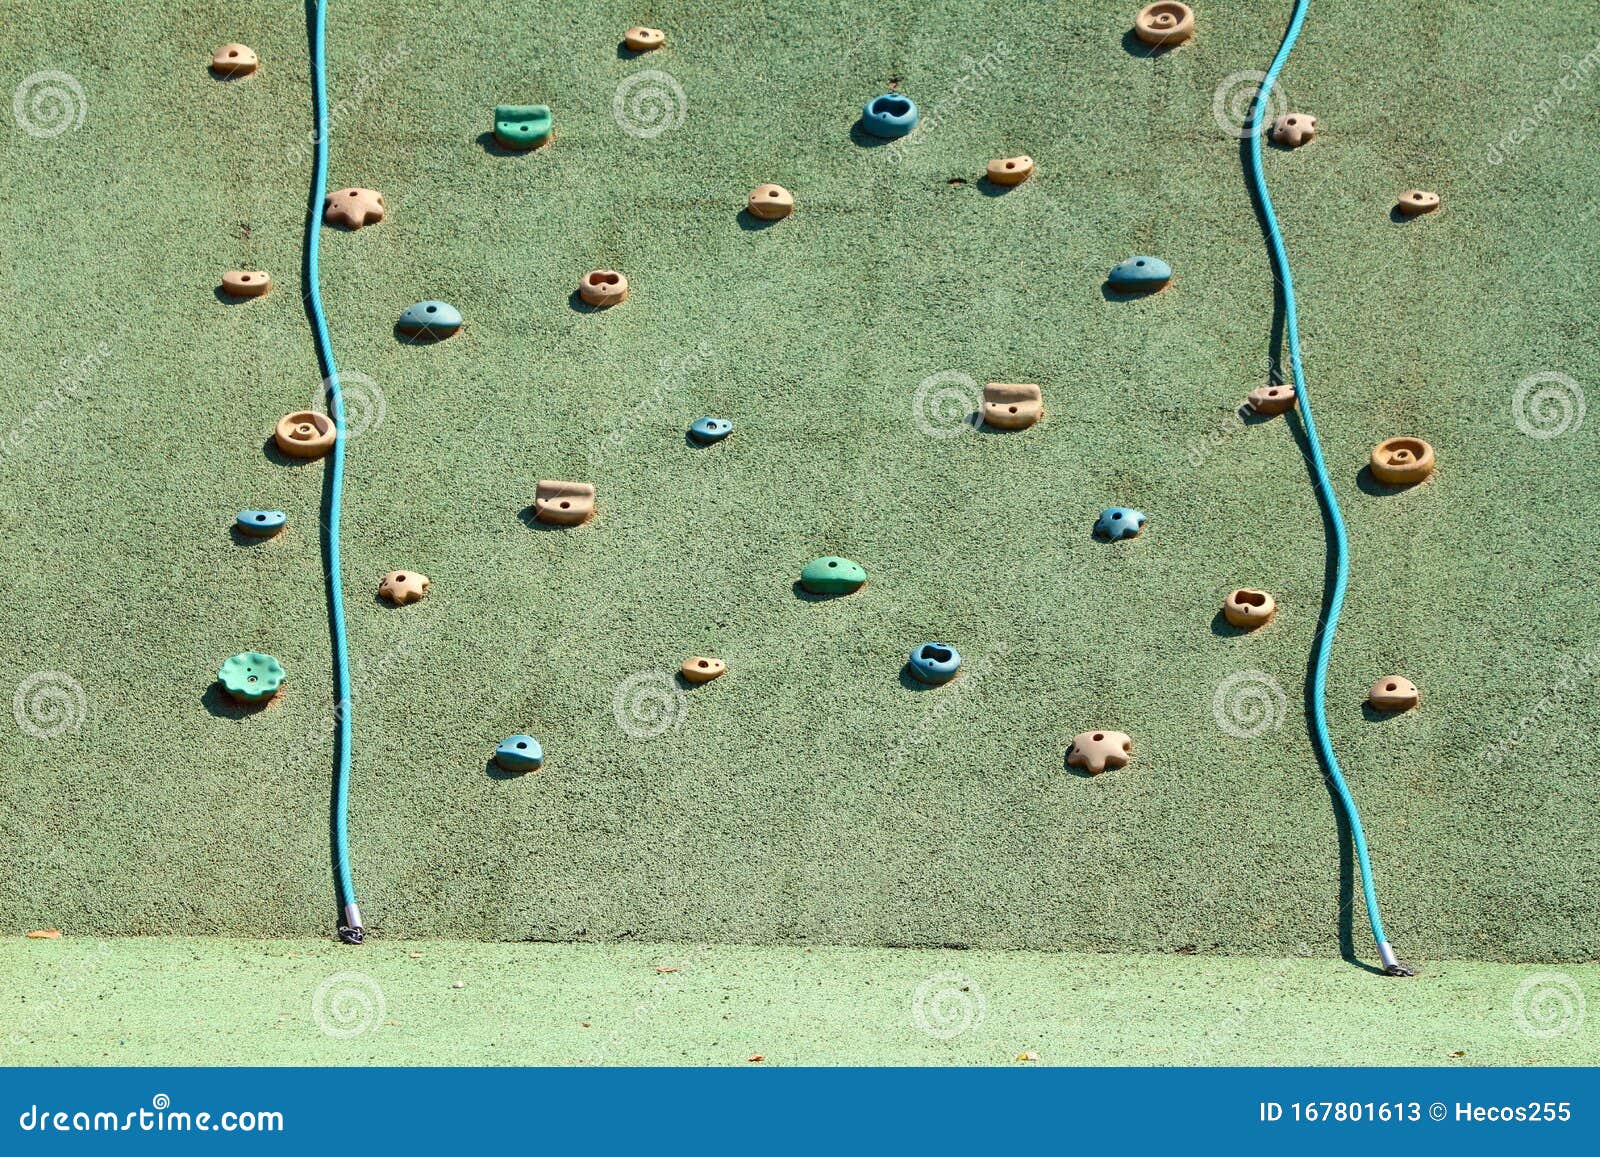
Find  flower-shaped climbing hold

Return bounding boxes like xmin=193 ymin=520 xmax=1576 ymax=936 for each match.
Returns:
xmin=1094 ymin=507 xmax=1147 ymax=541
xmin=218 ymin=652 xmax=285 ymax=704
xmin=323 ymin=188 xmax=385 ymax=229
xmin=1067 ymin=730 xmax=1133 ymax=775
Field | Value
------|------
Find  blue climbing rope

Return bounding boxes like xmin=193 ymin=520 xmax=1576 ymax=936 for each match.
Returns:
xmin=1245 ymin=1 xmax=1408 ymax=975
xmin=307 ymin=0 xmax=363 ymax=944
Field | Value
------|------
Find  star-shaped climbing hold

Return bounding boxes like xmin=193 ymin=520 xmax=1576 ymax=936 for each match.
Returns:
xmin=323 ymin=187 xmax=385 ymax=229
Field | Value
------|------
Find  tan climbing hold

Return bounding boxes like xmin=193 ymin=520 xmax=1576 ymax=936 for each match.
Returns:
xmin=1396 ymin=189 xmax=1440 ymax=216
xmin=1223 ymin=588 xmax=1277 ymax=630
xmin=273 ymin=411 xmax=336 ymax=459
xmin=578 ymin=270 xmax=628 ymax=308
xmin=534 ymin=480 xmax=596 ymax=526
xmin=624 ymin=26 xmax=666 ymax=52
xmin=1067 ymin=730 xmax=1133 ymax=775
xmin=211 ymin=43 xmax=258 ymax=78
xmin=1248 ymin=384 xmax=1296 ymax=417
xmin=985 ymin=155 xmax=1034 ymax=186
xmin=680 ymin=656 xmax=726 ymax=684
xmin=1270 ymin=113 xmax=1316 ymax=148
xmin=221 ymin=270 xmax=271 ymax=299
xmin=379 ymin=570 xmax=430 ymax=605
xmin=25 ymin=929 xmax=61 ymax=940
xmin=1367 ymin=675 xmax=1419 ymax=713
xmin=1133 ymin=3 xmax=1194 ymax=47
xmin=982 ymin=382 xmax=1043 ymax=431
xmin=324 ymin=188 xmax=385 ymax=230
xmin=1369 ymin=436 xmax=1434 ymax=486
xmin=747 ymin=184 xmax=794 ymax=220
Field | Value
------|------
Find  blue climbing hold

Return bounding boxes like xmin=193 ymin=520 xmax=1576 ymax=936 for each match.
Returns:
xmin=689 ymin=417 xmax=733 ymax=444
xmin=1095 ymin=507 xmax=1147 ymax=540
xmin=907 ymin=642 xmax=962 ymax=685
xmin=235 ymin=509 xmax=286 ymax=537
xmin=494 ymin=734 xmax=544 ymax=773
xmin=397 ymin=300 xmax=462 ymax=340
xmin=1107 ymin=256 xmax=1172 ymax=293
xmin=860 ymin=93 xmax=918 ymax=139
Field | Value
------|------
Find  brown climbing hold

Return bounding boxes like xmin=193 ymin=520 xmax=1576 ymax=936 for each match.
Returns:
xmin=578 ymin=270 xmax=628 ymax=308
xmin=379 ymin=570 xmax=430 ymax=605
xmin=1223 ymin=588 xmax=1277 ymax=630
xmin=221 ymin=270 xmax=271 ymax=299
xmin=1067 ymin=730 xmax=1133 ymax=775
xmin=747 ymin=184 xmax=794 ymax=220
xmin=624 ymin=26 xmax=666 ymax=52
xmin=1369 ymin=436 xmax=1434 ymax=486
xmin=324 ymin=188 xmax=385 ymax=230
xmin=1270 ymin=113 xmax=1316 ymax=148
xmin=534 ymin=480 xmax=595 ymax=526
xmin=25 ymin=929 xmax=61 ymax=940
xmin=273 ymin=411 xmax=337 ymax=459
xmin=985 ymin=155 xmax=1034 ymax=186
xmin=982 ymin=383 xmax=1043 ymax=431
xmin=1247 ymin=384 xmax=1296 ymax=417
xmin=210 ymin=43 xmax=258 ymax=78
xmin=1367 ymin=675 xmax=1419 ymax=713
xmin=1133 ymin=2 xmax=1195 ymax=47
xmin=1396 ymin=189 xmax=1440 ymax=217
xmin=680 ymin=656 xmax=726 ymax=684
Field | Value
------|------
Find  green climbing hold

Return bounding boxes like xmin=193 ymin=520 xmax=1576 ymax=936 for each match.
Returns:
xmin=493 ymin=104 xmax=552 ymax=150
xmin=217 ymin=651 xmax=285 ymax=704
xmin=800 ymin=556 xmax=867 ymax=597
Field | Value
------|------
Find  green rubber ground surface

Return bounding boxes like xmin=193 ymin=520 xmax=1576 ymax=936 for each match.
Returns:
xmin=2 ymin=0 xmax=1598 ymax=978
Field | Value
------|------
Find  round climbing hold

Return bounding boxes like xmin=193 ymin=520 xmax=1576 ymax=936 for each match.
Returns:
xmin=1367 ymin=676 xmax=1419 ymax=713
xmin=800 ymin=556 xmax=867 ymax=597
xmin=680 ymin=656 xmax=726 ymax=684
xmin=379 ymin=570 xmax=429 ymax=605
xmin=578 ymin=270 xmax=628 ymax=308
xmin=982 ymin=382 xmax=1043 ymax=430
xmin=1396 ymin=189 xmax=1440 ymax=217
xmin=323 ymin=188 xmax=385 ymax=230
xmin=1223 ymin=588 xmax=1276 ymax=630
xmin=235 ymin=509 xmax=286 ymax=538
xmin=860 ymin=93 xmax=919 ymax=139
xmin=494 ymin=734 xmax=544 ymax=773
xmin=985 ymin=155 xmax=1034 ymax=186
xmin=1248 ymin=383 xmax=1296 ymax=417
xmin=747 ymin=183 xmax=794 ymax=220
xmin=1133 ymin=3 xmax=1194 ymax=47
xmin=210 ymin=43 xmax=258 ymax=78
xmin=1369 ymin=437 xmax=1434 ymax=486
xmin=1270 ymin=113 xmax=1316 ymax=148
xmin=1094 ymin=507 xmax=1147 ymax=540
xmin=220 ymin=271 xmax=271 ymax=299
xmin=1107 ymin=256 xmax=1171 ymax=294
xmin=397 ymin=300 xmax=462 ymax=341
xmin=218 ymin=651 xmax=285 ymax=704
xmin=624 ymin=26 xmax=666 ymax=52
xmin=273 ymin=411 xmax=336 ymax=459
xmin=1067 ymin=730 xmax=1133 ymax=775
xmin=688 ymin=417 xmax=733 ymax=444
xmin=907 ymin=643 xmax=962 ymax=685
xmin=493 ymin=104 xmax=553 ymax=150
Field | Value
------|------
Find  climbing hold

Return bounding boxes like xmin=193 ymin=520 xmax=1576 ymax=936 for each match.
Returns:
xmin=624 ymin=26 xmax=666 ymax=53
xmin=533 ymin=480 xmax=596 ymax=526
xmin=800 ymin=556 xmax=867 ymax=597
xmin=397 ymin=300 xmax=462 ymax=340
xmin=1247 ymin=383 xmax=1297 ymax=417
xmin=494 ymin=734 xmax=544 ymax=773
xmin=220 ymin=271 xmax=271 ymax=299
xmin=24 ymin=929 xmax=61 ymax=939
xmin=1107 ymin=256 xmax=1171 ymax=294
xmin=860 ymin=93 xmax=918 ymax=139
xmin=210 ymin=43 xmax=258 ymax=78
xmin=1223 ymin=588 xmax=1277 ymax=630
xmin=1369 ymin=437 xmax=1434 ymax=486
xmin=235 ymin=510 xmax=286 ymax=538
xmin=218 ymin=652 xmax=285 ymax=704
xmin=985 ymin=156 xmax=1034 ymax=186
xmin=1067 ymin=730 xmax=1133 ymax=775
xmin=1132 ymin=3 xmax=1194 ymax=47
xmin=688 ymin=417 xmax=733 ymax=444
xmin=1094 ymin=507 xmax=1147 ymax=540
xmin=747 ymin=183 xmax=794 ymax=220
xmin=1270 ymin=113 xmax=1316 ymax=148
xmin=578 ymin=270 xmax=628 ymax=308
xmin=1367 ymin=676 xmax=1420 ymax=713
xmin=1396 ymin=189 xmax=1440 ymax=217
xmin=323 ymin=188 xmax=385 ymax=230
xmin=379 ymin=570 xmax=429 ymax=605
xmin=982 ymin=382 xmax=1043 ymax=431
xmin=493 ymin=104 xmax=553 ymax=150
xmin=680 ymin=656 xmax=726 ymax=684
xmin=907 ymin=643 xmax=962 ymax=685
xmin=273 ymin=411 xmax=337 ymax=459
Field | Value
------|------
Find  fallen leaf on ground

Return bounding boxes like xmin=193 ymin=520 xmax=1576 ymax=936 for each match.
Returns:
xmin=25 ymin=930 xmax=60 ymax=940
xmin=747 ymin=1054 xmax=764 ymax=1063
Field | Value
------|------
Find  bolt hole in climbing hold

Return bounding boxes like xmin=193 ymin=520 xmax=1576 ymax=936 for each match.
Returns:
xmin=1132 ymin=3 xmax=1195 ymax=47
xmin=1369 ymin=436 xmax=1435 ymax=485
xmin=908 ymin=642 xmax=962 ymax=685
xmin=494 ymin=734 xmax=544 ymax=773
